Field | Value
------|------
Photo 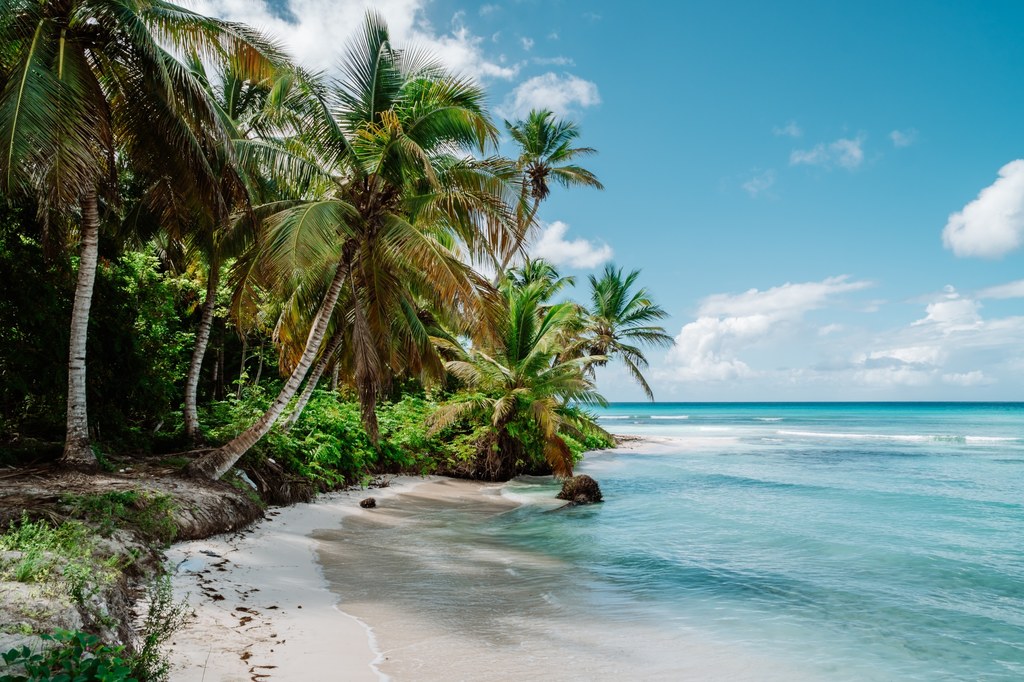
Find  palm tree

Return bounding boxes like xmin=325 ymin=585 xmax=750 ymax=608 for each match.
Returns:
xmin=174 ymin=55 xmax=323 ymax=443
xmin=0 ymin=0 xmax=283 ymax=467
xmin=507 ymin=257 xmax=575 ymax=298
xmin=429 ymin=281 xmax=606 ymax=481
xmin=187 ymin=11 xmax=513 ymax=480
xmin=493 ymin=109 xmax=603 ymax=280
xmin=582 ymin=264 xmax=673 ymax=400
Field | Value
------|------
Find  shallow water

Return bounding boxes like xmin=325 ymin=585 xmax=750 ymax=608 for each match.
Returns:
xmin=321 ymin=403 xmax=1024 ymax=680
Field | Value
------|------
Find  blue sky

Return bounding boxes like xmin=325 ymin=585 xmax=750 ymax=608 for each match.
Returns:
xmin=191 ymin=0 xmax=1024 ymax=401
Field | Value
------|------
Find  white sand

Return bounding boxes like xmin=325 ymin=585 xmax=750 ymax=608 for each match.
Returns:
xmin=164 ymin=476 xmax=432 ymax=682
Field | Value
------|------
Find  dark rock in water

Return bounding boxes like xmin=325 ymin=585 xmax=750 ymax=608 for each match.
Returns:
xmin=359 ymin=497 xmax=377 ymax=509
xmin=556 ymin=475 xmax=603 ymax=504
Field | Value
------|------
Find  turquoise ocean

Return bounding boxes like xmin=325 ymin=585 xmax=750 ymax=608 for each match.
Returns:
xmin=329 ymin=403 xmax=1024 ymax=680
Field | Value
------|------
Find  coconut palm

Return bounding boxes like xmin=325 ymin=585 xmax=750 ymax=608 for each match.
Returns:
xmin=0 ymin=0 xmax=284 ymax=466
xmin=582 ymin=264 xmax=673 ymax=400
xmin=493 ymin=109 xmax=603 ymax=279
xmin=172 ymin=56 xmax=327 ymax=443
xmin=507 ymin=257 xmax=576 ymax=298
xmin=429 ymin=280 xmax=606 ymax=481
xmin=187 ymin=12 xmax=513 ymax=480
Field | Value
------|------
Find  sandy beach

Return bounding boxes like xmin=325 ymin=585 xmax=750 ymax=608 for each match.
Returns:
xmin=165 ymin=477 xmax=436 ymax=682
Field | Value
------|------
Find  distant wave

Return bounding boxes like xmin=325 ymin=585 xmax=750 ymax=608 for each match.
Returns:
xmin=777 ymin=430 xmax=1018 ymax=444
xmin=755 ymin=417 xmax=784 ymax=422
xmin=651 ymin=415 xmax=689 ymax=420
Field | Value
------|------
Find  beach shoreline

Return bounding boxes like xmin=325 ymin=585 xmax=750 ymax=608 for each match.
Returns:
xmin=164 ymin=440 xmax=803 ymax=682
xmin=165 ymin=475 xmax=438 ymax=682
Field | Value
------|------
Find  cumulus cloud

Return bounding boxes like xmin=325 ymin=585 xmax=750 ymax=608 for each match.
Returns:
xmin=942 ymin=160 xmax=1024 ymax=258
xmin=912 ymin=287 xmax=982 ymax=332
xmin=772 ymin=121 xmax=802 ymax=138
xmin=520 ymin=36 xmax=534 ymax=51
xmin=185 ymin=0 xmax=518 ymax=80
xmin=662 ymin=276 xmax=872 ymax=382
xmin=889 ymin=129 xmax=917 ymax=148
xmin=742 ymin=169 xmax=776 ymax=198
xmin=502 ymin=72 xmax=600 ymax=118
xmin=528 ymin=221 xmax=612 ymax=269
xmin=790 ymin=134 xmax=866 ymax=170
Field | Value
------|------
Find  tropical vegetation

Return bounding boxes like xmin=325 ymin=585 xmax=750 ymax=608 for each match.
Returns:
xmin=0 ymin=4 xmax=671 ymax=487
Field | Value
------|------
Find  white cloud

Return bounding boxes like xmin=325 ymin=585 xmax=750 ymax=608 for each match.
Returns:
xmin=790 ymin=134 xmax=866 ymax=170
xmin=978 ymin=279 xmax=1024 ymax=299
xmin=772 ymin=121 xmax=802 ymax=138
xmin=851 ymin=366 xmax=935 ymax=388
xmin=528 ymin=221 xmax=612 ymax=268
xmin=742 ymin=169 xmax=776 ymax=198
xmin=942 ymin=160 xmax=1024 ymax=258
xmin=942 ymin=371 xmax=993 ymax=386
xmin=889 ymin=129 xmax=917 ymax=148
xmin=184 ymin=0 xmax=518 ymax=81
xmin=860 ymin=345 xmax=946 ymax=367
xmin=479 ymin=4 xmax=500 ymax=16
xmin=533 ymin=56 xmax=575 ymax=66
xmin=662 ymin=276 xmax=872 ymax=382
xmin=502 ymin=72 xmax=600 ymax=118
xmin=697 ymin=276 xmax=871 ymax=319
xmin=520 ymin=36 xmax=534 ymax=51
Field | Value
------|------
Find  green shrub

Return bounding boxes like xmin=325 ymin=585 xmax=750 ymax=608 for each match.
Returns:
xmin=61 ymin=491 xmax=178 ymax=546
xmin=1 ymin=630 xmax=136 ymax=681
xmin=129 ymin=577 xmax=191 ymax=682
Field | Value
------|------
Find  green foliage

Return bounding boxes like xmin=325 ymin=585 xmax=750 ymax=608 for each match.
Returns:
xmin=0 ymin=213 xmax=194 ymax=449
xmin=129 ymin=578 xmax=191 ymax=682
xmin=0 ymin=630 xmax=136 ymax=682
xmin=0 ymin=517 xmax=110 ymax=605
xmin=61 ymin=491 xmax=178 ymax=546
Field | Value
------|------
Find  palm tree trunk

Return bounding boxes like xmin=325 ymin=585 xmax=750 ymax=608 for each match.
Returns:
xmin=281 ymin=333 xmax=341 ymax=432
xmin=184 ymin=263 xmax=219 ymax=443
xmin=60 ymin=189 xmax=101 ymax=468
xmin=330 ymin=362 xmax=339 ymax=391
xmin=253 ymin=338 xmax=265 ymax=386
xmin=236 ymin=332 xmax=247 ymax=399
xmin=187 ymin=261 xmax=348 ymax=480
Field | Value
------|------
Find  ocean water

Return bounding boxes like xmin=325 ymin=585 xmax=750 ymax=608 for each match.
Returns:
xmin=325 ymin=403 xmax=1024 ymax=680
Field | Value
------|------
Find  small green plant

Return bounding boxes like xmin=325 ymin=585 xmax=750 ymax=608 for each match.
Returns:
xmin=129 ymin=577 xmax=191 ymax=681
xmin=0 ymin=630 xmax=136 ymax=681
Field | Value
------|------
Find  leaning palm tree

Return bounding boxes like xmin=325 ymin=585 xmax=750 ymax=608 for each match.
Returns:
xmin=582 ymin=264 xmax=673 ymax=400
xmin=187 ymin=12 xmax=513 ymax=480
xmin=493 ymin=109 xmax=603 ymax=279
xmin=429 ymin=281 xmax=606 ymax=481
xmin=0 ymin=0 xmax=283 ymax=467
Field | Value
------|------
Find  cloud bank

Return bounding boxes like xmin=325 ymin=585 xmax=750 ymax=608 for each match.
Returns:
xmin=662 ymin=276 xmax=872 ymax=382
xmin=185 ymin=0 xmax=517 ymax=80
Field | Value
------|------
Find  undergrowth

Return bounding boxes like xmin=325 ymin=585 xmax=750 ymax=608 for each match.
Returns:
xmin=61 ymin=490 xmax=178 ymax=546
